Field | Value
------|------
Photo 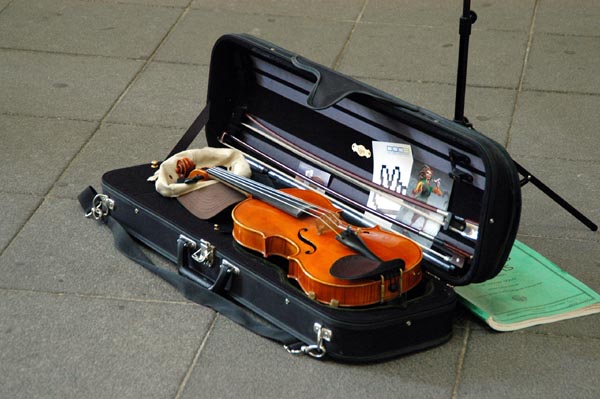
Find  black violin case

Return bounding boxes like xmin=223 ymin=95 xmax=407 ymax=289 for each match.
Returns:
xmin=80 ymin=33 xmax=522 ymax=362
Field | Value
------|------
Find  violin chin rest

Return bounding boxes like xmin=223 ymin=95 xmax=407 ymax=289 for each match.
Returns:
xmin=329 ymin=255 xmax=405 ymax=281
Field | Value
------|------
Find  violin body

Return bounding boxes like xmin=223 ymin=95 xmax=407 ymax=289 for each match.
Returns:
xmin=231 ymin=188 xmax=423 ymax=307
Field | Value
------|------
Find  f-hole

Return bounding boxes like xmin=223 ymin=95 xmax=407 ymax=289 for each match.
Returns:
xmin=297 ymin=228 xmax=317 ymax=254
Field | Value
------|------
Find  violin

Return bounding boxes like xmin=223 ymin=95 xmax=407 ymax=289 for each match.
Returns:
xmin=195 ymin=165 xmax=423 ymax=307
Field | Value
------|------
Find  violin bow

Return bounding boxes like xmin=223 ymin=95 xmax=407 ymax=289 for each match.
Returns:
xmin=243 ymin=113 xmax=478 ymax=241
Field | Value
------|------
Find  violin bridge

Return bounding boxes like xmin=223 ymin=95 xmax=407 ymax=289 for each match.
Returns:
xmin=314 ymin=218 xmax=328 ymax=235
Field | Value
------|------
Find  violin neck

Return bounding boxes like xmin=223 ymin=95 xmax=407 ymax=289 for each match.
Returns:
xmin=206 ymin=167 xmax=310 ymax=218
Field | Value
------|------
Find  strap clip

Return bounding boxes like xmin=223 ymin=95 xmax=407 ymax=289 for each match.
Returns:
xmin=85 ymin=194 xmax=114 ymax=220
xmin=285 ymin=323 xmax=332 ymax=359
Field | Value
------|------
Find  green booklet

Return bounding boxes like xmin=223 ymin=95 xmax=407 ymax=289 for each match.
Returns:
xmin=455 ymin=240 xmax=600 ymax=331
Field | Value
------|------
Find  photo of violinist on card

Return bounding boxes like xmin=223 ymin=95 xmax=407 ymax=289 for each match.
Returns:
xmin=393 ymin=161 xmax=453 ymax=246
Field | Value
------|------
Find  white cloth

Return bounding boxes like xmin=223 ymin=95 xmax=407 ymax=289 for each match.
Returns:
xmin=149 ymin=147 xmax=251 ymax=197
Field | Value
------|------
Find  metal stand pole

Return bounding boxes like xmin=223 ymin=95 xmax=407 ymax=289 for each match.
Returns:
xmin=454 ymin=0 xmax=477 ymax=126
xmin=451 ymin=0 xmax=597 ymax=231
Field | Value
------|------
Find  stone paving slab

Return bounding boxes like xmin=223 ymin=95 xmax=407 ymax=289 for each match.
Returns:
xmin=509 ymin=91 xmax=600 ymax=160
xmin=0 ymin=289 xmax=213 ymax=399
xmin=154 ymin=8 xmax=353 ymax=66
xmin=0 ymin=114 xmax=97 ymax=195
xmin=535 ymin=0 xmax=600 ymax=36
xmin=338 ymin=23 xmax=527 ymax=88
xmin=457 ymin=330 xmax=600 ymax=399
xmin=524 ymin=33 xmax=600 ymax=94
xmin=106 ymin=62 xmax=209 ymax=129
xmin=50 ymin=123 xmax=203 ymax=200
xmin=0 ymin=50 xmax=143 ymax=120
xmin=0 ymin=197 xmax=185 ymax=302
xmin=0 ymin=0 xmax=182 ymax=58
xmin=179 ymin=316 xmax=466 ymax=399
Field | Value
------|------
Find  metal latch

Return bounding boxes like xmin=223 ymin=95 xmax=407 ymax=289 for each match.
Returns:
xmin=448 ymin=149 xmax=473 ymax=183
xmin=191 ymin=239 xmax=215 ymax=267
xmin=285 ymin=323 xmax=333 ymax=359
xmin=85 ymin=194 xmax=115 ymax=220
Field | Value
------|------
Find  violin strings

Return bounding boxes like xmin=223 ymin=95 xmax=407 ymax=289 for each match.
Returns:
xmin=207 ymin=167 xmax=339 ymax=226
xmin=209 ymin=168 xmax=342 ymax=233
xmin=208 ymin=167 xmax=345 ymax=235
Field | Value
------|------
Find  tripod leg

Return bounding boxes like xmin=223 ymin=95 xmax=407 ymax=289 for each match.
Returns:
xmin=516 ymin=160 xmax=598 ymax=231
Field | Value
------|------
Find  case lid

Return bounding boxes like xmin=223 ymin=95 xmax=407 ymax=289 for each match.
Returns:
xmin=202 ymin=34 xmax=521 ymax=286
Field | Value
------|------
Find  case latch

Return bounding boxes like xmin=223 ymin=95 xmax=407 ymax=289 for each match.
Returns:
xmin=448 ymin=149 xmax=473 ymax=183
xmin=191 ymin=239 xmax=215 ymax=267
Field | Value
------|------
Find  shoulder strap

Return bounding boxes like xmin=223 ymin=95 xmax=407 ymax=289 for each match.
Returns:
xmin=166 ymin=102 xmax=211 ymax=159
xmin=79 ymin=186 xmax=297 ymax=345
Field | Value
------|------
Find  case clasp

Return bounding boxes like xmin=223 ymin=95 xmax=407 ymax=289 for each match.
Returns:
xmin=192 ymin=239 xmax=215 ymax=267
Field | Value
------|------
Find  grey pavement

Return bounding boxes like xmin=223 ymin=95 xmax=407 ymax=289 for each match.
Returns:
xmin=1 ymin=1 xmax=598 ymax=398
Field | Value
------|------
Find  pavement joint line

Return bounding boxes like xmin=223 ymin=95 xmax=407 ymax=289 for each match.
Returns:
xmin=174 ymin=313 xmax=219 ymax=399
xmin=510 ymin=154 xmax=600 ymax=164
xmin=331 ymin=0 xmax=369 ymax=70
xmin=504 ymin=0 xmax=539 ymax=149
xmin=516 ymin=233 xmax=600 ymax=244
xmin=0 ymin=45 xmax=148 ymax=62
xmin=0 ymin=111 xmax=188 ymax=130
xmin=507 ymin=328 xmax=600 ymax=342
xmin=0 ymin=0 xmax=12 ymax=14
xmin=100 ymin=119 xmax=191 ymax=131
xmin=149 ymin=58 xmax=209 ymax=68
xmin=0 ymin=286 xmax=197 ymax=307
xmin=450 ymin=319 xmax=471 ymax=399
xmin=0 ymin=190 xmax=41 ymax=197
xmin=93 ymin=0 xmax=187 ymax=11
xmin=538 ymin=30 xmax=600 ymax=39
xmin=184 ymin=6 xmax=365 ymax=26
xmin=0 ymin=110 xmax=99 ymax=124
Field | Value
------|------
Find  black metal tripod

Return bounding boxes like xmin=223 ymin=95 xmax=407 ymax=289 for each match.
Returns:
xmin=453 ymin=0 xmax=597 ymax=231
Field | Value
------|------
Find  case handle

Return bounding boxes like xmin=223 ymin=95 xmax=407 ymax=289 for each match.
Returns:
xmin=291 ymin=55 xmax=420 ymax=112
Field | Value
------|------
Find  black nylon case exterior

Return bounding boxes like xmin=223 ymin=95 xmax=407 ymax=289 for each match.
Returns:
xmin=99 ymin=34 xmax=521 ymax=362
